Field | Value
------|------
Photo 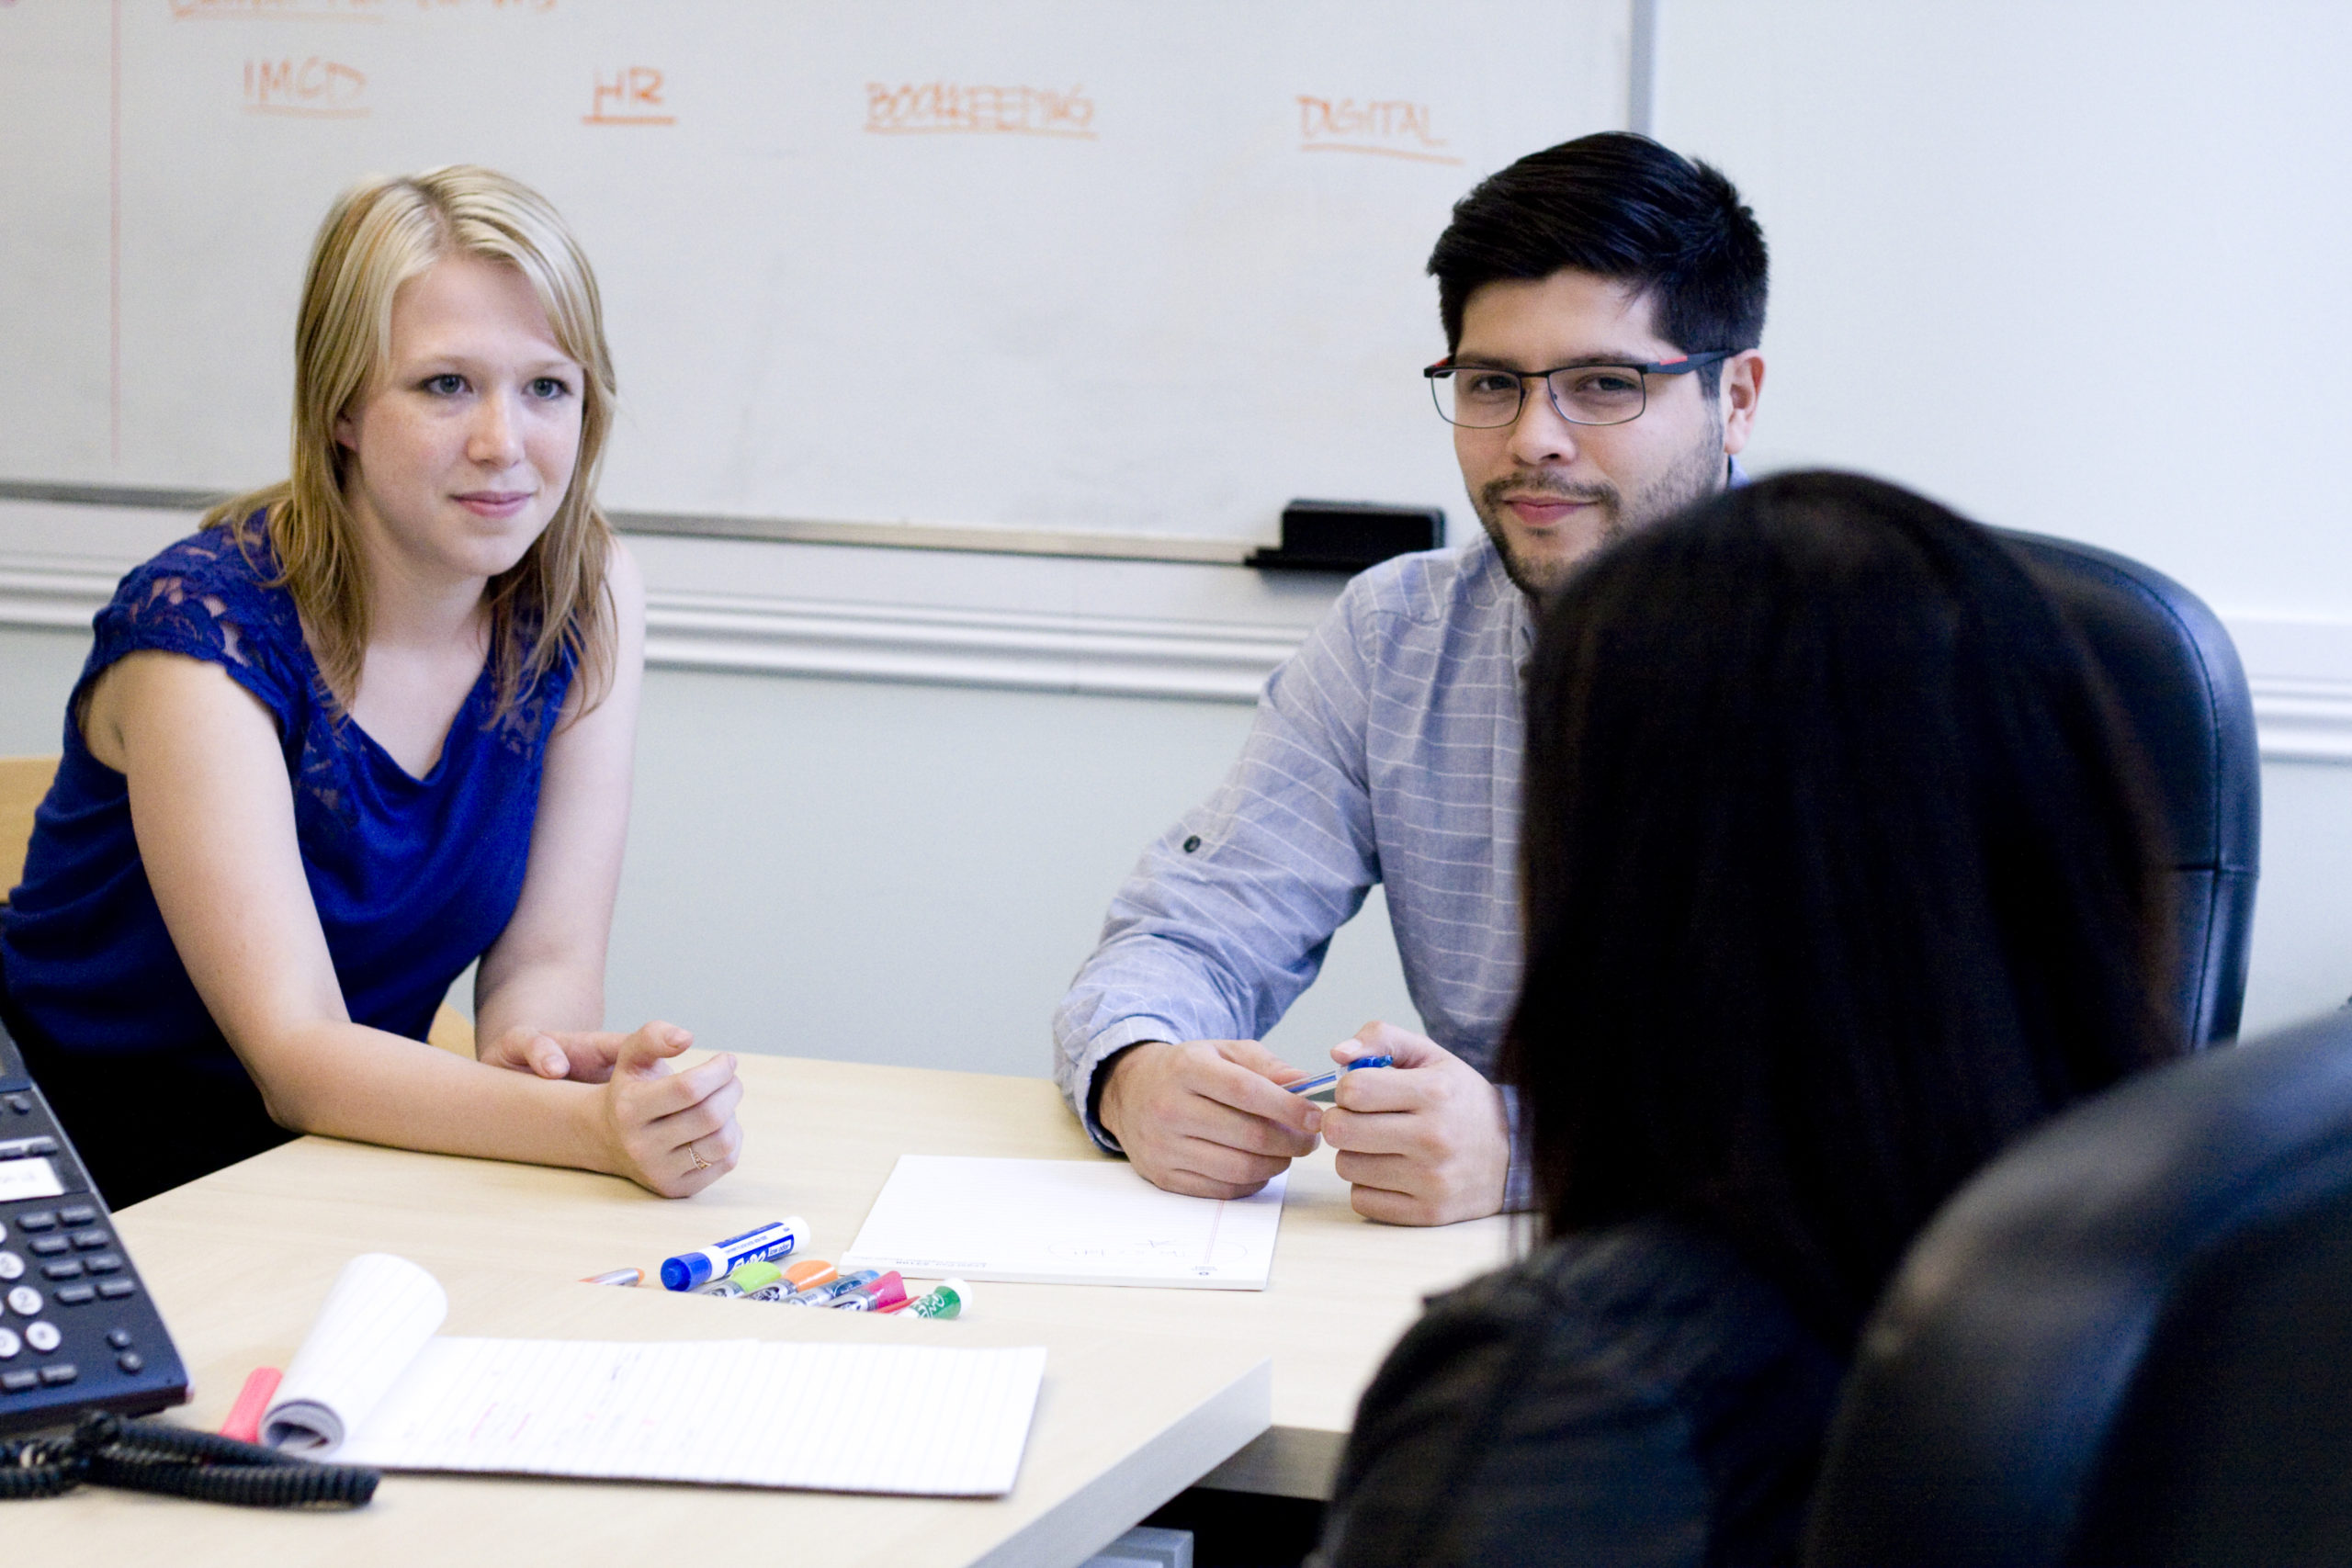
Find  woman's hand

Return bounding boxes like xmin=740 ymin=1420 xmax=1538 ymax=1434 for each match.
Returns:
xmin=594 ymin=1022 xmax=744 ymax=1197
xmin=481 ymin=1024 xmax=629 ymax=1083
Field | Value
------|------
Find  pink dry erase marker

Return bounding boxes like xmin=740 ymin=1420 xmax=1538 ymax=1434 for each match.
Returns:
xmin=827 ymin=1270 xmax=908 ymax=1313
xmin=220 ymin=1366 xmax=282 ymax=1443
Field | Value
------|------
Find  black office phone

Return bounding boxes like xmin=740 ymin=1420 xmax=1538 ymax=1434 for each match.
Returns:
xmin=0 ymin=1021 xmax=189 ymax=1435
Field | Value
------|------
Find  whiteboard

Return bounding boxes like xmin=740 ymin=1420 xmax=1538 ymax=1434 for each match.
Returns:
xmin=0 ymin=0 xmax=1631 ymax=547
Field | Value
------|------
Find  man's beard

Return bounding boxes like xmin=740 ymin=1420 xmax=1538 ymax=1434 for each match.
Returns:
xmin=1473 ymin=421 xmax=1728 ymax=598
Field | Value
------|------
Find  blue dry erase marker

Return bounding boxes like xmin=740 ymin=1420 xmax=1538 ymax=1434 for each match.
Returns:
xmin=1286 ymin=1054 xmax=1395 ymax=1100
xmin=660 ymin=1216 xmax=807 ymax=1292
xmin=779 ymin=1268 xmax=878 ymax=1306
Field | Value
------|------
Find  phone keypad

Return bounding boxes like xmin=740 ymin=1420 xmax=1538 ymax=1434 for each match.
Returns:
xmin=0 ymin=1038 xmax=188 ymax=1430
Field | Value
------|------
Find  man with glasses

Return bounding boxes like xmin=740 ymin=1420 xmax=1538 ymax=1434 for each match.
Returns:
xmin=1054 ymin=133 xmax=1767 ymax=1224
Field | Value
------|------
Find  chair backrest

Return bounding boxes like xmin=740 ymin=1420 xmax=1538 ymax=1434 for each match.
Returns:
xmin=0 ymin=755 xmax=61 ymax=907
xmin=1805 ymin=1011 xmax=2352 ymax=1566
xmin=1998 ymin=531 xmax=2259 ymax=1044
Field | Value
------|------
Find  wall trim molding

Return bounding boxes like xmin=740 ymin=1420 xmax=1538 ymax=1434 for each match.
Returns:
xmin=2244 ymin=677 xmax=2352 ymax=764
xmin=0 ymin=558 xmax=127 ymax=633
xmin=7 ymin=550 xmax=2352 ymax=750
xmin=643 ymin=588 xmax=1295 ymax=702
xmin=0 ymin=555 xmax=1294 ymax=705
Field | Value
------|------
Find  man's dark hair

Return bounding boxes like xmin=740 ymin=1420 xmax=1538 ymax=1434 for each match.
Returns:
xmin=1503 ymin=471 xmax=2179 ymax=1345
xmin=1429 ymin=132 xmax=1768 ymax=388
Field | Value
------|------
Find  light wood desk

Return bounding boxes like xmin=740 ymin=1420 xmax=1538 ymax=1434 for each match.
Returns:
xmin=9 ymin=1054 xmax=1511 ymax=1562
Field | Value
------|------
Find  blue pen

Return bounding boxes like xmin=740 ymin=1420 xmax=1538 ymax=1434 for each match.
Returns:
xmin=1286 ymin=1054 xmax=1395 ymax=1099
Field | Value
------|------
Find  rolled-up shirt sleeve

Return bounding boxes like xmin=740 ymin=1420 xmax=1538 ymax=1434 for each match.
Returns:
xmin=1053 ymin=593 xmax=1383 ymax=1150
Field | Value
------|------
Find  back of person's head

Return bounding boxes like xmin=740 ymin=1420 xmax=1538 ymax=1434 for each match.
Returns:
xmin=1505 ymin=469 xmax=2179 ymax=1342
xmin=1428 ymin=131 xmax=1767 ymax=393
xmin=207 ymin=164 xmax=618 ymax=723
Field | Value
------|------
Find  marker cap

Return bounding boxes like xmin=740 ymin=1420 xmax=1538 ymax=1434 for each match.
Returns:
xmin=731 ymin=1260 xmax=784 ymax=1292
xmin=783 ymin=1259 xmax=838 ymax=1292
xmin=910 ymin=1279 xmax=970 ymax=1320
xmin=828 ymin=1270 xmax=908 ymax=1312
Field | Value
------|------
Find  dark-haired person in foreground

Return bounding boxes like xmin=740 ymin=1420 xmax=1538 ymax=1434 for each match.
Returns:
xmin=1054 ymin=132 xmax=1767 ymax=1224
xmin=1313 ymin=471 xmax=2182 ymax=1566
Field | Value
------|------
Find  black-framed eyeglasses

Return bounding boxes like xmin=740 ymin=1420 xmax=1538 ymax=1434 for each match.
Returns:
xmin=1423 ymin=351 xmax=1735 ymax=429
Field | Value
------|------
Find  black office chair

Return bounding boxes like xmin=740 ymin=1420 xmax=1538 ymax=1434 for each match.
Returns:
xmin=1997 ymin=531 xmax=2259 ymax=1043
xmin=1805 ymin=1010 xmax=2352 ymax=1566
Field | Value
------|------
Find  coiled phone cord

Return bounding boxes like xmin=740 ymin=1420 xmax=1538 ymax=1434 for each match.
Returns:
xmin=0 ymin=1410 xmax=378 ymax=1507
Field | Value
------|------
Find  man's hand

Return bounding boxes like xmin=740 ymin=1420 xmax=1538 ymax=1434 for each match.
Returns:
xmin=1097 ymin=1038 xmax=1323 ymax=1200
xmin=1321 ymin=1021 xmax=1510 ymax=1225
xmin=481 ymin=1024 xmax=632 ymax=1084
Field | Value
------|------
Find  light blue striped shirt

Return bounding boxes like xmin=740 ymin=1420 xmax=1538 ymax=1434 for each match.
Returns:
xmin=1055 ymin=532 xmax=1534 ymax=1150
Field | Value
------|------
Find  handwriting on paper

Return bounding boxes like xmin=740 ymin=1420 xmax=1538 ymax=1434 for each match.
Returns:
xmin=584 ymin=65 xmax=673 ymax=126
xmin=865 ymin=82 xmax=1096 ymax=141
xmin=1296 ymin=96 xmax=1462 ymax=164
xmin=243 ymin=57 xmax=368 ymax=116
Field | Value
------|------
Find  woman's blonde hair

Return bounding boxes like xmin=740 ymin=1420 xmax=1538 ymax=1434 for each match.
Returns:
xmin=204 ymin=164 xmax=617 ymax=725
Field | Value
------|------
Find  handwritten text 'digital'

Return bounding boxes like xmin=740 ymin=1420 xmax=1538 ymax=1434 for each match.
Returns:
xmin=1296 ymin=96 xmax=1461 ymax=164
xmin=865 ymin=83 xmax=1096 ymax=140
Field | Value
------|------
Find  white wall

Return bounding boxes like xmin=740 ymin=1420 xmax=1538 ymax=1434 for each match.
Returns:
xmin=609 ymin=667 xmax=1420 ymax=1077
xmin=1653 ymin=0 xmax=2352 ymax=615
xmin=1652 ymin=0 xmax=2352 ymax=1032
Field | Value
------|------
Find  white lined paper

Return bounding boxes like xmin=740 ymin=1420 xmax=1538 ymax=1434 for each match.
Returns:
xmin=260 ymin=1255 xmax=1049 ymax=1495
xmin=264 ymin=1252 xmax=447 ymax=1452
xmin=339 ymin=1338 xmax=1047 ymax=1495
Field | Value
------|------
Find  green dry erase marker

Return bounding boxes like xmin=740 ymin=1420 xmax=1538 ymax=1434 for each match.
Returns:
xmin=907 ymin=1279 xmax=970 ymax=1320
xmin=731 ymin=1258 xmax=785 ymax=1293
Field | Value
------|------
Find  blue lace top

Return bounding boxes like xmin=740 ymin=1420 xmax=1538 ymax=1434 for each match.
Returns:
xmin=0 ymin=516 xmax=571 ymax=1081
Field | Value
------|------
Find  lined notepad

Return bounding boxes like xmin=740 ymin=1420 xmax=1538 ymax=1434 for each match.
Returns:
xmin=263 ymin=1254 xmax=1046 ymax=1495
xmin=844 ymin=1155 xmax=1288 ymax=1290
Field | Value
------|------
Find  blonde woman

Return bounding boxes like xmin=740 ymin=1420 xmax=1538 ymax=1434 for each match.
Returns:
xmin=0 ymin=167 xmax=741 ymax=1206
